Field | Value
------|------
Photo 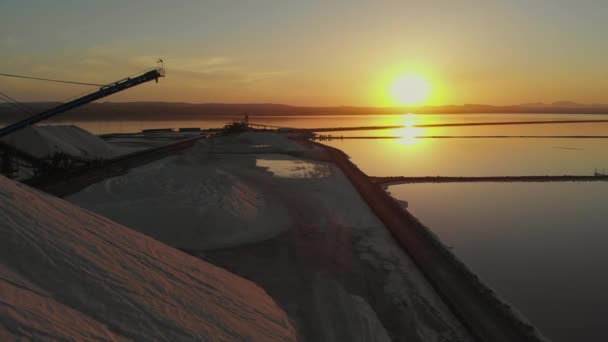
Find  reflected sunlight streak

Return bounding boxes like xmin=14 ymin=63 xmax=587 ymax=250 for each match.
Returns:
xmin=394 ymin=113 xmax=423 ymax=145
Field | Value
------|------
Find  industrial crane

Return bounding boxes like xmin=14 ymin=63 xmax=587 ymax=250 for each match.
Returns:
xmin=0 ymin=65 xmax=165 ymax=138
xmin=0 ymin=62 xmax=165 ymax=179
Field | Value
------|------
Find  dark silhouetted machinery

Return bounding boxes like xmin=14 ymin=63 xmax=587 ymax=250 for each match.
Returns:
xmin=0 ymin=63 xmax=165 ymax=179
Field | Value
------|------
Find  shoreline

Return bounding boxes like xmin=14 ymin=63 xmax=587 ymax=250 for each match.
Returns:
xmin=315 ymin=140 xmax=547 ymax=342
xmin=63 ymin=132 xmax=474 ymax=341
xmin=11 ymin=128 xmax=547 ymax=340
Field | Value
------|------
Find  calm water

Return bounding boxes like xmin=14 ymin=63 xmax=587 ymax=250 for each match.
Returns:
xmin=6 ymin=113 xmax=608 ymax=341
xmin=264 ymin=114 xmax=608 ymax=342
xmin=389 ymin=183 xmax=608 ymax=342
xmin=320 ymin=115 xmax=608 ymax=342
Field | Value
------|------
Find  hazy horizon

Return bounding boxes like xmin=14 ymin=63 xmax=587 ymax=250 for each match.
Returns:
xmin=3 ymin=3 xmax=608 ymax=342
xmin=2 ymin=100 xmax=608 ymax=109
xmin=2 ymin=1 xmax=608 ymax=107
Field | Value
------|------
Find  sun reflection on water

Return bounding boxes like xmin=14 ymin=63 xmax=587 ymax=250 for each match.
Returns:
xmin=393 ymin=113 xmax=423 ymax=145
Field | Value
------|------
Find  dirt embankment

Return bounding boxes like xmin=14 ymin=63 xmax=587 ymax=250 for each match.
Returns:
xmin=317 ymin=142 xmax=548 ymax=342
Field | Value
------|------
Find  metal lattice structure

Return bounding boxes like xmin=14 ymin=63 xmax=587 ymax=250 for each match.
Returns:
xmin=0 ymin=65 xmax=165 ymax=179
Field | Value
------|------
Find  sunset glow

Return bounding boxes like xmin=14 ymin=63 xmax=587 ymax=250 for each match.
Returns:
xmin=2 ymin=3 xmax=608 ymax=342
xmin=1 ymin=2 xmax=606 ymax=106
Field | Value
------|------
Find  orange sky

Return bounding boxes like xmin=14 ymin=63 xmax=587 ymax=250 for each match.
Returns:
xmin=1 ymin=1 xmax=607 ymax=106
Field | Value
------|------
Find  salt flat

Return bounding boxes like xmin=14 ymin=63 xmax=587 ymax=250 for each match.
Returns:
xmin=67 ymin=132 xmax=473 ymax=341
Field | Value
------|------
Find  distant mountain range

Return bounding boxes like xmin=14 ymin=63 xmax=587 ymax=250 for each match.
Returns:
xmin=1 ymin=101 xmax=608 ymax=122
xmin=518 ymin=101 xmax=608 ymax=108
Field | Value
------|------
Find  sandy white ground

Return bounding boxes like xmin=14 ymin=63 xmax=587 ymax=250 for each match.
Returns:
xmin=1 ymin=124 xmax=137 ymax=160
xmin=0 ymin=175 xmax=296 ymax=341
xmin=67 ymin=132 xmax=473 ymax=341
xmin=67 ymin=132 xmax=313 ymax=250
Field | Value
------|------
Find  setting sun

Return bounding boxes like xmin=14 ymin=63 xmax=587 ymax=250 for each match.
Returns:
xmin=390 ymin=75 xmax=431 ymax=106
xmin=3 ymin=2 xmax=608 ymax=341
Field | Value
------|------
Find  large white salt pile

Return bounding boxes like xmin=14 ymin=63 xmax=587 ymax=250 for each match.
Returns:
xmin=0 ymin=175 xmax=296 ymax=341
xmin=66 ymin=132 xmax=474 ymax=341
xmin=68 ymin=147 xmax=295 ymax=250
xmin=0 ymin=125 xmax=134 ymax=160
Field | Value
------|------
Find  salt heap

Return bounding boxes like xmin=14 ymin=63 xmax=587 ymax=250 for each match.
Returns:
xmin=67 ymin=132 xmax=316 ymax=250
xmin=0 ymin=125 xmax=132 ymax=160
xmin=0 ymin=175 xmax=296 ymax=341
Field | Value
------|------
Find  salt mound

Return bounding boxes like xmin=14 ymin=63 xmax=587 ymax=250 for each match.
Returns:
xmin=0 ymin=176 xmax=296 ymax=341
xmin=68 ymin=151 xmax=292 ymax=250
xmin=0 ymin=125 xmax=132 ymax=160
